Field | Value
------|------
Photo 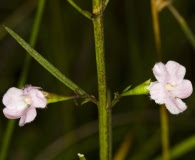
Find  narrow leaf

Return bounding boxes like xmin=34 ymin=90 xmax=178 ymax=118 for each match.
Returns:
xmin=123 ymin=85 xmax=131 ymax=92
xmin=4 ymin=26 xmax=87 ymax=96
xmin=154 ymin=135 xmax=195 ymax=160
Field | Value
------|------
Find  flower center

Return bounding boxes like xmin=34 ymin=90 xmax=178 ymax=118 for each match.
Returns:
xmin=23 ymin=96 xmax=32 ymax=105
xmin=165 ymin=83 xmax=178 ymax=98
xmin=165 ymin=83 xmax=175 ymax=91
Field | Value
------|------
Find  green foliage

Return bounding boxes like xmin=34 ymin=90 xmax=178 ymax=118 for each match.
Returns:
xmin=0 ymin=0 xmax=195 ymax=160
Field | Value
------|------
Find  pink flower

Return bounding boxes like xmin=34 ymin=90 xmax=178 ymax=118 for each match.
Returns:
xmin=149 ymin=61 xmax=193 ymax=114
xmin=2 ymin=86 xmax=46 ymax=126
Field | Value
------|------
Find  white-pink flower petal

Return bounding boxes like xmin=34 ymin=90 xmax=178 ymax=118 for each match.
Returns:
xmin=149 ymin=82 xmax=167 ymax=104
xmin=171 ymin=80 xmax=193 ymax=99
xmin=29 ymin=89 xmax=46 ymax=108
xmin=3 ymin=108 xmax=24 ymax=119
xmin=19 ymin=108 xmax=37 ymax=126
xmin=166 ymin=61 xmax=186 ymax=84
xmin=165 ymin=98 xmax=187 ymax=114
xmin=3 ymin=87 xmax=26 ymax=109
xmin=152 ymin=62 xmax=168 ymax=83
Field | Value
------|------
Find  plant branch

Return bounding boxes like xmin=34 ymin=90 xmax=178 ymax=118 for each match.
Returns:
xmin=67 ymin=0 xmax=92 ymax=20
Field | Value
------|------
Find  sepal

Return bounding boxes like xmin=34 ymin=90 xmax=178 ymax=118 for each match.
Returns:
xmin=121 ymin=79 xmax=150 ymax=96
xmin=42 ymin=91 xmax=75 ymax=104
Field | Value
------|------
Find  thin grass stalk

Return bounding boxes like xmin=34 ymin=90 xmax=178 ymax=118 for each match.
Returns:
xmin=167 ymin=4 xmax=195 ymax=50
xmin=19 ymin=0 xmax=46 ymax=87
xmin=160 ymin=105 xmax=170 ymax=160
xmin=0 ymin=0 xmax=37 ymax=40
xmin=151 ymin=0 xmax=162 ymax=60
xmin=150 ymin=0 xmax=170 ymax=160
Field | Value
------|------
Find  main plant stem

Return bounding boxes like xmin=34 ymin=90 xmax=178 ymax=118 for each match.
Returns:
xmin=151 ymin=0 xmax=170 ymax=160
xmin=92 ymin=0 xmax=111 ymax=160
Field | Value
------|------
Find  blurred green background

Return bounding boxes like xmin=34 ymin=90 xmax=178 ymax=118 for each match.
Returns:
xmin=0 ymin=0 xmax=195 ymax=159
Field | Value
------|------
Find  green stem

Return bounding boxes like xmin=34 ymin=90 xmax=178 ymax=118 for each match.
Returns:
xmin=0 ymin=120 xmax=16 ymax=160
xmin=167 ymin=4 xmax=195 ymax=50
xmin=0 ymin=0 xmax=46 ymax=160
xmin=150 ymin=0 xmax=170 ymax=160
xmin=92 ymin=0 xmax=111 ymax=160
xmin=160 ymin=106 xmax=170 ymax=160
xmin=67 ymin=0 xmax=92 ymax=20
xmin=151 ymin=0 xmax=162 ymax=60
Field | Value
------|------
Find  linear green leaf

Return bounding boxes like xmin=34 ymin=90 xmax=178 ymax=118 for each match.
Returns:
xmin=154 ymin=135 xmax=195 ymax=160
xmin=4 ymin=26 xmax=87 ymax=96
